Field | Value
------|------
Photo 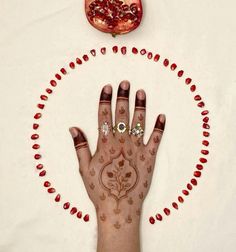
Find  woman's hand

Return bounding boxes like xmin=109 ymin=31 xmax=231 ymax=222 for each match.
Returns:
xmin=69 ymin=80 xmax=166 ymax=252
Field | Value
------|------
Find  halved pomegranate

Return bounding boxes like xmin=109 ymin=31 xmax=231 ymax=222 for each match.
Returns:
xmin=85 ymin=0 xmax=143 ymax=36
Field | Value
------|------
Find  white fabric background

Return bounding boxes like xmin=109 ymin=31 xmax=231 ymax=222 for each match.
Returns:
xmin=0 ymin=0 xmax=236 ymax=251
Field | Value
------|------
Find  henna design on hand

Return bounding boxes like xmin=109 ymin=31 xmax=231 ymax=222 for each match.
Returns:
xmin=89 ymin=168 xmax=96 ymax=176
xmin=101 ymin=136 xmax=108 ymax=143
xmin=126 ymin=215 xmax=132 ymax=224
xmin=147 ymin=165 xmax=152 ymax=173
xmin=109 ymin=147 xmax=116 ymax=154
xmin=119 ymin=106 xmax=126 ymax=114
xmin=136 ymin=209 xmax=141 ymax=216
xmin=143 ymin=180 xmax=148 ymax=188
xmin=153 ymin=135 xmax=160 ymax=143
xmin=138 ymin=113 xmax=144 ymax=121
xmin=139 ymin=154 xmax=145 ymax=161
xmin=89 ymin=183 xmax=95 ymax=190
xmin=119 ymin=137 xmax=125 ymax=144
xmin=139 ymin=192 xmax=144 ymax=199
xmin=114 ymin=221 xmax=121 ymax=229
xmin=102 ymin=108 xmax=108 ymax=116
xmin=134 ymin=139 xmax=141 ymax=147
xmin=100 ymin=213 xmax=106 ymax=222
xmin=127 ymin=197 xmax=134 ymax=205
xmin=99 ymin=193 xmax=106 ymax=201
xmin=127 ymin=149 xmax=132 ymax=156
xmin=149 ymin=148 xmax=155 ymax=156
xmin=99 ymin=156 xmax=104 ymax=163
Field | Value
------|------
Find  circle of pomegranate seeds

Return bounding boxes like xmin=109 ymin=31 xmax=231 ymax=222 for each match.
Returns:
xmin=44 ymin=181 xmax=51 ymax=187
xmin=63 ymin=202 xmax=70 ymax=209
xmin=140 ymin=49 xmax=146 ymax=55
xmin=83 ymin=55 xmax=89 ymax=61
xmin=202 ymin=140 xmax=209 ymax=146
xmin=163 ymin=59 xmax=169 ymax=67
xmin=33 ymin=123 xmax=39 ymax=130
xmin=194 ymin=171 xmax=201 ymax=177
xmin=164 ymin=208 xmax=170 ymax=216
xmin=196 ymin=164 xmax=203 ymax=170
xmin=178 ymin=70 xmax=184 ymax=77
xmin=37 ymin=104 xmax=45 ymax=109
xmin=55 ymin=194 xmax=61 ymax=202
xmin=112 ymin=46 xmax=118 ymax=53
xmin=69 ymin=62 xmax=75 ymax=69
xmin=132 ymin=47 xmax=138 ymax=54
xmin=171 ymin=63 xmax=177 ymax=70
xmin=172 ymin=202 xmax=178 ymax=209
xmin=48 ymin=187 xmax=56 ymax=193
xmin=90 ymin=49 xmax=96 ymax=56
xmin=201 ymin=110 xmax=209 ymax=115
xmin=36 ymin=164 xmax=43 ymax=170
xmin=32 ymin=144 xmax=40 ymax=149
xmin=40 ymin=95 xmax=48 ymax=101
xmin=178 ymin=196 xmax=184 ymax=203
xmin=147 ymin=52 xmax=153 ymax=59
xmin=70 ymin=207 xmax=77 ymax=215
xmin=191 ymin=178 xmax=198 ymax=186
xmin=83 ymin=214 xmax=90 ymax=222
xmin=187 ymin=183 xmax=193 ymax=190
xmin=55 ymin=74 xmax=61 ymax=80
xmin=155 ymin=214 xmax=163 ymax=221
xmin=77 ymin=211 xmax=82 ymax=219
xmin=190 ymin=85 xmax=196 ymax=92
xmin=185 ymin=78 xmax=192 ymax=84
xmin=39 ymin=170 xmax=46 ymax=177
xmin=182 ymin=190 xmax=189 ymax=196
xmin=154 ymin=54 xmax=160 ymax=61
xmin=50 ymin=80 xmax=57 ymax=87
xmin=34 ymin=154 xmax=41 ymax=160
xmin=76 ymin=58 xmax=82 ymax=64
xmin=203 ymin=131 xmax=210 ymax=137
xmin=60 ymin=68 xmax=67 ymax=75
xmin=149 ymin=216 xmax=155 ymax=224
xmin=34 ymin=113 xmax=42 ymax=119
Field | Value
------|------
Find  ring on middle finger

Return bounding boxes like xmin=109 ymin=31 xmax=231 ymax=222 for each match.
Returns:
xmin=113 ymin=122 xmax=129 ymax=134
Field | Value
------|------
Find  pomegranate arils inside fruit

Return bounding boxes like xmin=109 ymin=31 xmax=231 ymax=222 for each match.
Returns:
xmin=85 ymin=0 xmax=143 ymax=35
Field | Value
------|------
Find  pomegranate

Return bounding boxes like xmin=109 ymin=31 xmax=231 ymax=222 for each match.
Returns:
xmin=85 ymin=0 xmax=143 ymax=36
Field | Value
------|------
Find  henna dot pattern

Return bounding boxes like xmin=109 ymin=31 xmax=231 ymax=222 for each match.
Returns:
xmin=31 ymin=46 xmax=211 ymax=225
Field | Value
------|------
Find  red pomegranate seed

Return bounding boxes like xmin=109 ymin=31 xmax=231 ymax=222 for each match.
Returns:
xmin=187 ymin=183 xmax=193 ymax=190
xmin=34 ymin=154 xmax=41 ymax=160
xmin=50 ymin=80 xmax=57 ymax=87
xmin=34 ymin=113 xmax=42 ymax=119
xmin=163 ymin=59 xmax=169 ymax=67
xmin=60 ymin=68 xmax=67 ymax=75
xmin=121 ymin=46 xmax=127 ymax=55
xmin=48 ymin=187 xmax=56 ymax=193
xmin=140 ymin=49 xmax=146 ymax=55
xmin=190 ymin=85 xmax=196 ymax=92
xmin=178 ymin=70 xmax=184 ymax=77
xmin=155 ymin=214 xmax=163 ymax=221
xmin=90 ymin=49 xmax=96 ymax=56
xmin=203 ymin=123 xmax=210 ymax=129
xmin=172 ymin=202 xmax=178 ymax=209
xmin=200 ymin=158 xmax=207 ymax=163
xmin=39 ymin=170 xmax=46 ymax=177
xmin=112 ymin=45 xmax=118 ymax=53
xmin=63 ymin=202 xmax=70 ymax=209
xmin=40 ymin=95 xmax=48 ymax=101
xmin=171 ymin=63 xmax=177 ymax=70
xmin=203 ymin=117 xmax=209 ymax=123
xmin=164 ymin=208 xmax=170 ymax=216
xmin=147 ymin=52 xmax=153 ymax=59
xmin=55 ymin=194 xmax=61 ymax=202
xmin=201 ymin=110 xmax=209 ymax=115
xmin=201 ymin=150 xmax=209 ymax=155
xmin=69 ymin=62 xmax=75 ymax=69
xmin=202 ymin=140 xmax=209 ymax=146
xmin=182 ymin=190 xmax=189 ymax=196
xmin=37 ymin=104 xmax=45 ymax=109
xmin=44 ymin=181 xmax=51 ymax=187
xmin=83 ymin=214 xmax=90 ymax=222
xmin=46 ymin=88 xmax=52 ymax=94
xmin=31 ymin=134 xmax=39 ymax=140
xmin=32 ymin=144 xmax=40 ymax=149
xmin=154 ymin=54 xmax=160 ymax=62
xmin=191 ymin=178 xmax=197 ymax=186
xmin=196 ymin=164 xmax=203 ymax=170
xmin=185 ymin=78 xmax=192 ymax=84
xmin=76 ymin=58 xmax=83 ymax=64
xmin=101 ymin=47 xmax=106 ymax=55
xmin=194 ymin=171 xmax=201 ymax=177
xmin=198 ymin=101 xmax=205 ymax=108
xmin=178 ymin=196 xmax=184 ymax=203
xmin=194 ymin=95 xmax=201 ymax=101
xmin=77 ymin=211 xmax=82 ymax=218
xmin=70 ymin=207 xmax=77 ymax=215
xmin=83 ymin=55 xmax=89 ymax=61
xmin=132 ymin=47 xmax=138 ymax=54
xmin=36 ymin=164 xmax=43 ymax=170
xmin=55 ymin=74 xmax=61 ymax=80
xmin=149 ymin=216 xmax=155 ymax=224
xmin=33 ymin=123 xmax=39 ymax=130
xmin=203 ymin=131 xmax=210 ymax=137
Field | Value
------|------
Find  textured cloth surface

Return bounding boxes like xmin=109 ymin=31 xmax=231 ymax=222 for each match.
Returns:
xmin=0 ymin=1 xmax=236 ymax=251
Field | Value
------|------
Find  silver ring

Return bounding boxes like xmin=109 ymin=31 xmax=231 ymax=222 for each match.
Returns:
xmin=130 ymin=123 xmax=144 ymax=137
xmin=98 ymin=121 xmax=111 ymax=136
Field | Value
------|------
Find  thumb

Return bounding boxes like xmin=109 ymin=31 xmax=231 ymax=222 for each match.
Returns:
xmin=69 ymin=127 xmax=92 ymax=174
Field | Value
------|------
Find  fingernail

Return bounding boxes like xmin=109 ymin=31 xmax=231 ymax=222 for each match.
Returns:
xmin=155 ymin=114 xmax=166 ymax=130
xmin=69 ymin=127 xmax=78 ymax=138
xmin=69 ymin=127 xmax=87 ymax=146
xmin=135 ymin=90 xmax=146 ymax=107
xmin=100 ymin=84 xmax=112 ymax=101
xmin=117 ymin=80 xmax=130 ymax=98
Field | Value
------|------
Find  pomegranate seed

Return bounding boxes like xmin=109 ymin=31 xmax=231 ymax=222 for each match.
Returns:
xmin=39 ymin=170 xmax=46 ymax=177
xmin=44 ymin=181 xmax=51 ymax=187
xmin=171 ymin=63 xmax=177 ymax=70
xmin=203 ymin=117 xmax=209 ymax=123
xmin=200 ymin=158 xmax=207 ymax=163
xmin=164 ymin=208 xmax=170 ymax=216
xmin=36 ymin=164 xmax=43 ymax=170
xmin=172 ymin=202 xmax=178 ymax=209
xmin=155 ymin=214 xmax=163 ymax=221
xmin=40 ymin=95 xmax=48 ymax=101
xmin=163 ymin=59 xmax=169 ymax=67
xmin=34 ymin=154 xmax=41 ymax=160
xmin=83 ymin=55 xmax=89 ymax=61
xmin=37 ymin=104 xmax=45 ymax=109
xmin=121 ymin=46 xmax=127 ymax=55
xmin=50 ymin=80 xmax=57 ymax=87
xmin=69 ymin=62 xmax=75 ymax=69
xmin=182 ymin=190 xmax=189 ymax=196
xmin=70 ymin=207 xmax=77 ymax=215
xmin=48 ymin=188 xmax=56 ymax=193
xmin=140 ymin=49 xmax=146 ymax=55
xmin=178 ymin=196 xmax=184 ymax=203
xmin=32 ymin=144 xmax=40 ymax=149
xmin=194 ymin=95 xmax=201 ymax=101
xmin=34 ymin=113 xmax=42 ymax=119
xmin=187 ymin=183 xmax=193 ymax=190
xmin=101 ymin=47 xmax=106 ymax=55
xmin=46 ymin=88 xmax=52 ymax=94
xmin=198 ymin=101 xmax=205 ymax=108
xmin=185 ymin=78 xmax=192 ymax=84
xmin=191 ymin=178 xmax=198 ymax=186
xmin=63 ymin=202 xmax=70 ymax=209
xmin=31 ymin=134 xmax=39 ymax=140
xmin=60 ymin=68 xmax=67 ymax=75
xmin=194 ymin=171 xmax=201 ymax=177
xmin=147 ymin=52 xmax=153 ymax=59
xmin=112 ymin=46 xmax=118 ymax=53
xmin=55 ymin=74 xmax=61 ymax=80
xmin=55 ymin=194 xmax=61 ymax=202
xmin=203 ymin=123 xmax=210 ymax=129
xmin=76 ymin=58 xmax=83 ymax=64
xmin=190 ymin=85 xmax=196 ymax=92
xmin=83 ymin=214 xmax=90 ymax=222
xmin=154 ymin=54 xmax=160 ymax=61
xmin=196 ymin=164 xmax=203 ymax=170
xmin=178 ymin=70 xmax=184 ymax=77
xmin=202 ymin=140 xmax=209 ymax=146
xmin=201 ymin=150 xmax=209 ymax=155
xmin=201 ymin=110 xmax=209 ymax=115
xmin=203 ymin=131 xmax=210 ymax=137
xmin=33 ymin=123 xmax=39 ymax=130
xmin=90 ymin=49 xmax=96 ymax=56
xmin=132 ymin=47 xmax=138 ymax=54
xmin=149 ymin=216 xmax=155 ymax=224
xmin=77 ymin=211 xmax=82 ymax=218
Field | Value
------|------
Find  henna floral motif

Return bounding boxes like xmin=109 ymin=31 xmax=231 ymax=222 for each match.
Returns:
xmin=99 ymin=156 xmax=104 ymax=163
xmin=100 ymin=213 xmax=106 ymax=222
xmin=99 ymin=193 xmax=106 ymax=200
xmin=140 ymin=154 xmax=145 ymax=161
xmin=114 ymin=221 xmax=121 ymax=229
xmin=89 ymin=168 xmax=96 ymax=176
xmin=119 ymin=137 xmax=125 ymax=144
xmin=149 ymin=148 xmax=155 ymax=156
xmin=89 ymin=182 xmax=95 ymax=190
xmin=143 ymin=180 xmax=148 ymax=188
xmin=138 ymin=113 xmax=144 ymax=121
xmin=127 ymin=149 xmax=132 ymax=156
xmin=126 ymin=215 xmax=132 ymax=224
xmin=128 ymin=197 xmax=133 ymax=205
xmin=102 ymin=108 xmax=108 ymax=116
xmin=153 ymin=135 xmax=160 ymax=143
xmin=102 ymin=136 xmax=107 ymax=143
xmin=134 ymin=139 xmax=141 ymax=147
xmin=139 ymin=192 xmax=144 ymax=199
xmin=147 ymin=165 xmax=152 ymax=173
xmin=119 ymin=106 xmax=125 ymax=114
xmin=109 ymin=147 xmax=116 ymax=154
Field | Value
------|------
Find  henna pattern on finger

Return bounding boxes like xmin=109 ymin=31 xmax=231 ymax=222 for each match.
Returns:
xmin=143 ymin=180 xmax=148 ymax=188
xmin=127 ymin=197 xmax=133 ymax=205
xmin=89 ymin=168 xmax=96 ymax=176
xmin=119 ymin=137 xmax=125 ymax=144
xmin=139 ymin=192 xmax=144 ymax=199
xmin=126 ymin=215 xmax=132 ymax=224
xmin=119 ymin=106 xmax=126 ymax=114
xmin=149 ymin=148 xmax=156 ymax=156
xmin=138 ymin=113 xmax=144 ymax=121
xmin=100 ymin=88 xmax=112 ymax=102
xmin=100 ymin=213 xmax=106 ymax=222
xmin=102 ymin=108 xmax=108 ymax=116
xmin=134 ymin=139 xmax=141 ymax=147
xmin=114 ymin=221 xmax=121 ymax=229
xmin=101 ymin=136 xmax=108 ymax=143
xmin=99 ymin=193 xmax=106 ymax=201
xmin=89 ymin=183 xmax=95 ymax=190
xmin=109 ymin=147 xmax=116 ymax=154
xmin=75 ymin=142 xmax=88 ymax=150
xmin=140 ymin=154 xmax=145 ymax=161
xmin=147 ymin=165 xmax=152 ymax=173
xmin=153 ymin=135 xmax=160 ymax=143
xmin=99 ymin=156 xmax=104 ymax=163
